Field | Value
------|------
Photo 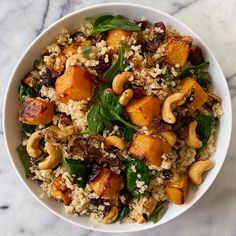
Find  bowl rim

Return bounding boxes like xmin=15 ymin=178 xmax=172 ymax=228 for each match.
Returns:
xmin=3 ymin=2 xmax=232 ymax=233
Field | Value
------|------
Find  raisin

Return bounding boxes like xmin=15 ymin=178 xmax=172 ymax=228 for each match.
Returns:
xmin=188 ymin=45 xmax=204 ymax=66
xmin=131 ymin=85 xmax=145 ymax=99
xmin=41 ymin=68 xmax=59 ymax=87
xmin=89 ymin=54 xmax=112 ymax=75
xmin=162 ymin=169 xmax=173 ymax=180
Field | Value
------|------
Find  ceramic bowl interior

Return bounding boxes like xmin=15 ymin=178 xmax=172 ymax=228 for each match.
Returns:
xmin=3 ymin=3 xmax=232 ymax=233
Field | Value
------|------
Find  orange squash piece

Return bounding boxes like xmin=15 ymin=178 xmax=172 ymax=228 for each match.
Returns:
xmin=62 ymin=43 xmax=79 ymax=56
xmin=106 ymin=29 xmax=131 ymax=53
xmin=55 ymin=66 xmax=94 ymax=103
xmin=126 ymin=96 xmax=161 ymax=127
xmin=51 ymin=175 xmax=72 ymax=205
xmin=89 ymin=168 xmax=123 ymax=201
xmin=129 ymin=134 xmax=171 ymax=167
xmin=19 ymin=98 xmax=54 ymax=125
xmin=166 ymin=35 xmax=192 ymax=66
xmin=165 ymin=175 xmax=189 ymax=205
xmin=179 ymin=77 xmax=208 ymax=112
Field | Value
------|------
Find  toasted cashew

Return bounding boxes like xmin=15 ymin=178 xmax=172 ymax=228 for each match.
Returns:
xmin=119 ymin=89 xmax=133 ymax=106
xmin=38 ymin=142 xmax=61 ymax=170
xmin=189 ymin=160 xmax=214 ymax=185
xmin=185 ymin=121 xmax=202 ymax=149
xmin=112 ymin=71 xmax=133 ymax=94
xmin=135 ymin=197 xmax=157 ymax=223
xmin=26 ymin=131 xmax=44 ymax=158
xmin=160 ymin=131 xmax=177 ymax=146
xmin=162 ymin=92 xmax=186 ymax=124
xmin=103 ymin=206 xmax=119 ymax=224
xmin=105 ymin=136 xmax=126 ymax=150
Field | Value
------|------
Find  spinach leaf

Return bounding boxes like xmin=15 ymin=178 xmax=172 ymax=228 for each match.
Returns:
xmin=177 ymin=61 xmax=209 ymax=80
xmin=103 ymin=44 xmax=128 ymax=83
xmin=16 ymin=145 xmax=32 ymax=178
xmin=120 ymin=126 xmax=136 ymax=142
xmin=149 ymin=201 xmax=168 ymax=223
xmin=91 ymin=15 xmax=141 ymax=35
xmin=117 ymin=206 xmax=129 ymax=223
xmin=87 ymin=89 xmax=137 ymax=134
xmin=196 ymin=70 xmax=211 ymax=88
xmin=196 ymin=114 xmax=215 ymax=148
xmin=21 ymin=123 xmax=37 ymax=138
xmin=19 ymin=85 xmax=36 ymax=101
xmin=62 ymin=158 xmax=88 ymax=188
xmin=82 ymin=45 xmax=92 ymax=57
xmin=126 ymin=159 xmax=150 ymax=197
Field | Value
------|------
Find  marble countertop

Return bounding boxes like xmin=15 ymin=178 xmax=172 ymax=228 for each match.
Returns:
xmin=1 ymin=0 xmax=236 ymax=235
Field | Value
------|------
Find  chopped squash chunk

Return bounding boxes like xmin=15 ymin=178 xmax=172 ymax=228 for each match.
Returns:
xmin=62 ymin=43 xmax=79 ymax=57
xmin=165 ymin=175 xmax=189 ymax=205
xmin=179 ymin=77 xmax=208 ymax=111
xmin=166 ymin=35 xmax=192 ymax=66
xmin=126 ymin=96 xmax=161 ymax=127
xmin=51 ymin=175 xmax=72 ymax=205
xmin=129 ymin=134 xmax=171 ymax=167
xmin=106 ymin=29 xmax=131 ymax=53
xmin=89 ymin=168 xmax=123 ymax=201
xmin=19 ymin=98 xmax=54 ymax=125
xmin=55 ymin=66 xmax=94 ymax=103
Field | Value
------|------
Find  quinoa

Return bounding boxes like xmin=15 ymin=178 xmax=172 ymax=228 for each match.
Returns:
xmin=17 ymin=16 xmax=223 ymax=225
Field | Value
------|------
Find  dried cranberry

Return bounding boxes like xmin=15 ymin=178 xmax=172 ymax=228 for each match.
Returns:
xmin=41 ymin=68 xmax=59 ymax=87
xmin=90 ymin=54 xmax=112 ymax=75
xmin=58 ymin=112 xmax=72 ymax=126
xmin=135 ymin=20 xmax=148 ymax=30
xmin=131 ymin=85 xmax=145 ymax=99
xmin=188 ymin=45 xmax=204 ymax=66
xmin=89 ymin=198 xmax=111 ymax=214
xmin=162 ymin=170 xmax=173 ymax=180
xmin=153 ymin=22 xmax=166 ymax=46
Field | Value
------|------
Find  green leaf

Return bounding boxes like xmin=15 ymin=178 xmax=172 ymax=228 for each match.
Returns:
xmin=91 ymin=15 xmax=141 ymax=35
xmin=196 ymin=114 xmax=215 ymax=148
xmin=87 ymin=89 xmax=137 ymax=134
xmin=82 ymin=45 xmax=92 ymax=57
xmin=16 ymin=145 xmax=32 ymax=178
xmin=19 ymin=85 xmax=36 ymax=101
xmin=126 ymin=159 xmax=150 ymax=198
xmin=196 ymin=71 xmax=211 ymax=88
xmin=177 ymin=61 xmax=209 ymax=80
xmin=103 ymin=44 xmax=128 ymax=82
xmin=21 ymin=123 xmax=37 ymax=138
xmin=117 ymin=206 xmax=129 ymax=223
xmin=62 ymin=158 xmax=88 ymax=188
xmin=120 ymin=126 xmax=136 ymax=142
xmin=149 ymin=201 xmax=168 ymax=223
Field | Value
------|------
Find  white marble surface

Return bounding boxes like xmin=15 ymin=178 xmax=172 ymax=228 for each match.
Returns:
xmin=0 ymin=0 xmax=236 ymax=235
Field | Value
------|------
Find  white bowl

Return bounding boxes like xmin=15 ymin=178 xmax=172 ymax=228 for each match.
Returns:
xmin=3 ymin=3 xmax=232 ymax=233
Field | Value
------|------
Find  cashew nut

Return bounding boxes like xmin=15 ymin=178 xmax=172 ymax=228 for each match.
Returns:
xmin=105 ymin=136 xmax=126 ymax=150
xmin=26 ymin=131 xmax=44 ymax=158
xmin=38 ymin=142 xmax=61 ymax=170
xmin=112 ymin=71 xmax=133 ymax=94
xmin=159 ymin=131 xmax=177 ymax=146
xmin=103 ymin=206 xmax=119 ymax=224
xmin=185 ymin=121 xmax=202 ymax=149
xmin=119 ymin=89 xmax=133 ymax=106
xmin=189 ymin=160 xmax=214 ymax=185
xmin=162 ymin=92 xmax=186 ymax=124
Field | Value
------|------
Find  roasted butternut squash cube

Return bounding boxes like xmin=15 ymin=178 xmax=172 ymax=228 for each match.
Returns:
xmin=106 ymin=29 xmax=131 ymax=53
xmin=19 ymin=98 xmax=54 ymax=125
xmin=126 ymin=96 xmax=161 ymax=127
xmin=129 ymin=134 xmax=171 ymax=167
xmin=179 ymin=77 xmax=208 ymax=111
xmin=55 ymin=66 xmax=94 ymax=103
xmin=62 ymin=43 xmax=79 ymax=57
xmin=51 ymin=175 xmax=72 ymax=205
xmin=165 ymin=175 xmax=189 ymax=205
xmin=166 ymin=35 xmax=192 ymax=66
xmin=89 ymin=168 xmax=123 ymax=201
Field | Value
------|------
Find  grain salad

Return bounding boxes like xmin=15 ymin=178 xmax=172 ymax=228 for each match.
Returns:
xmin=17 ymin=15 xmax=223 ymax=224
